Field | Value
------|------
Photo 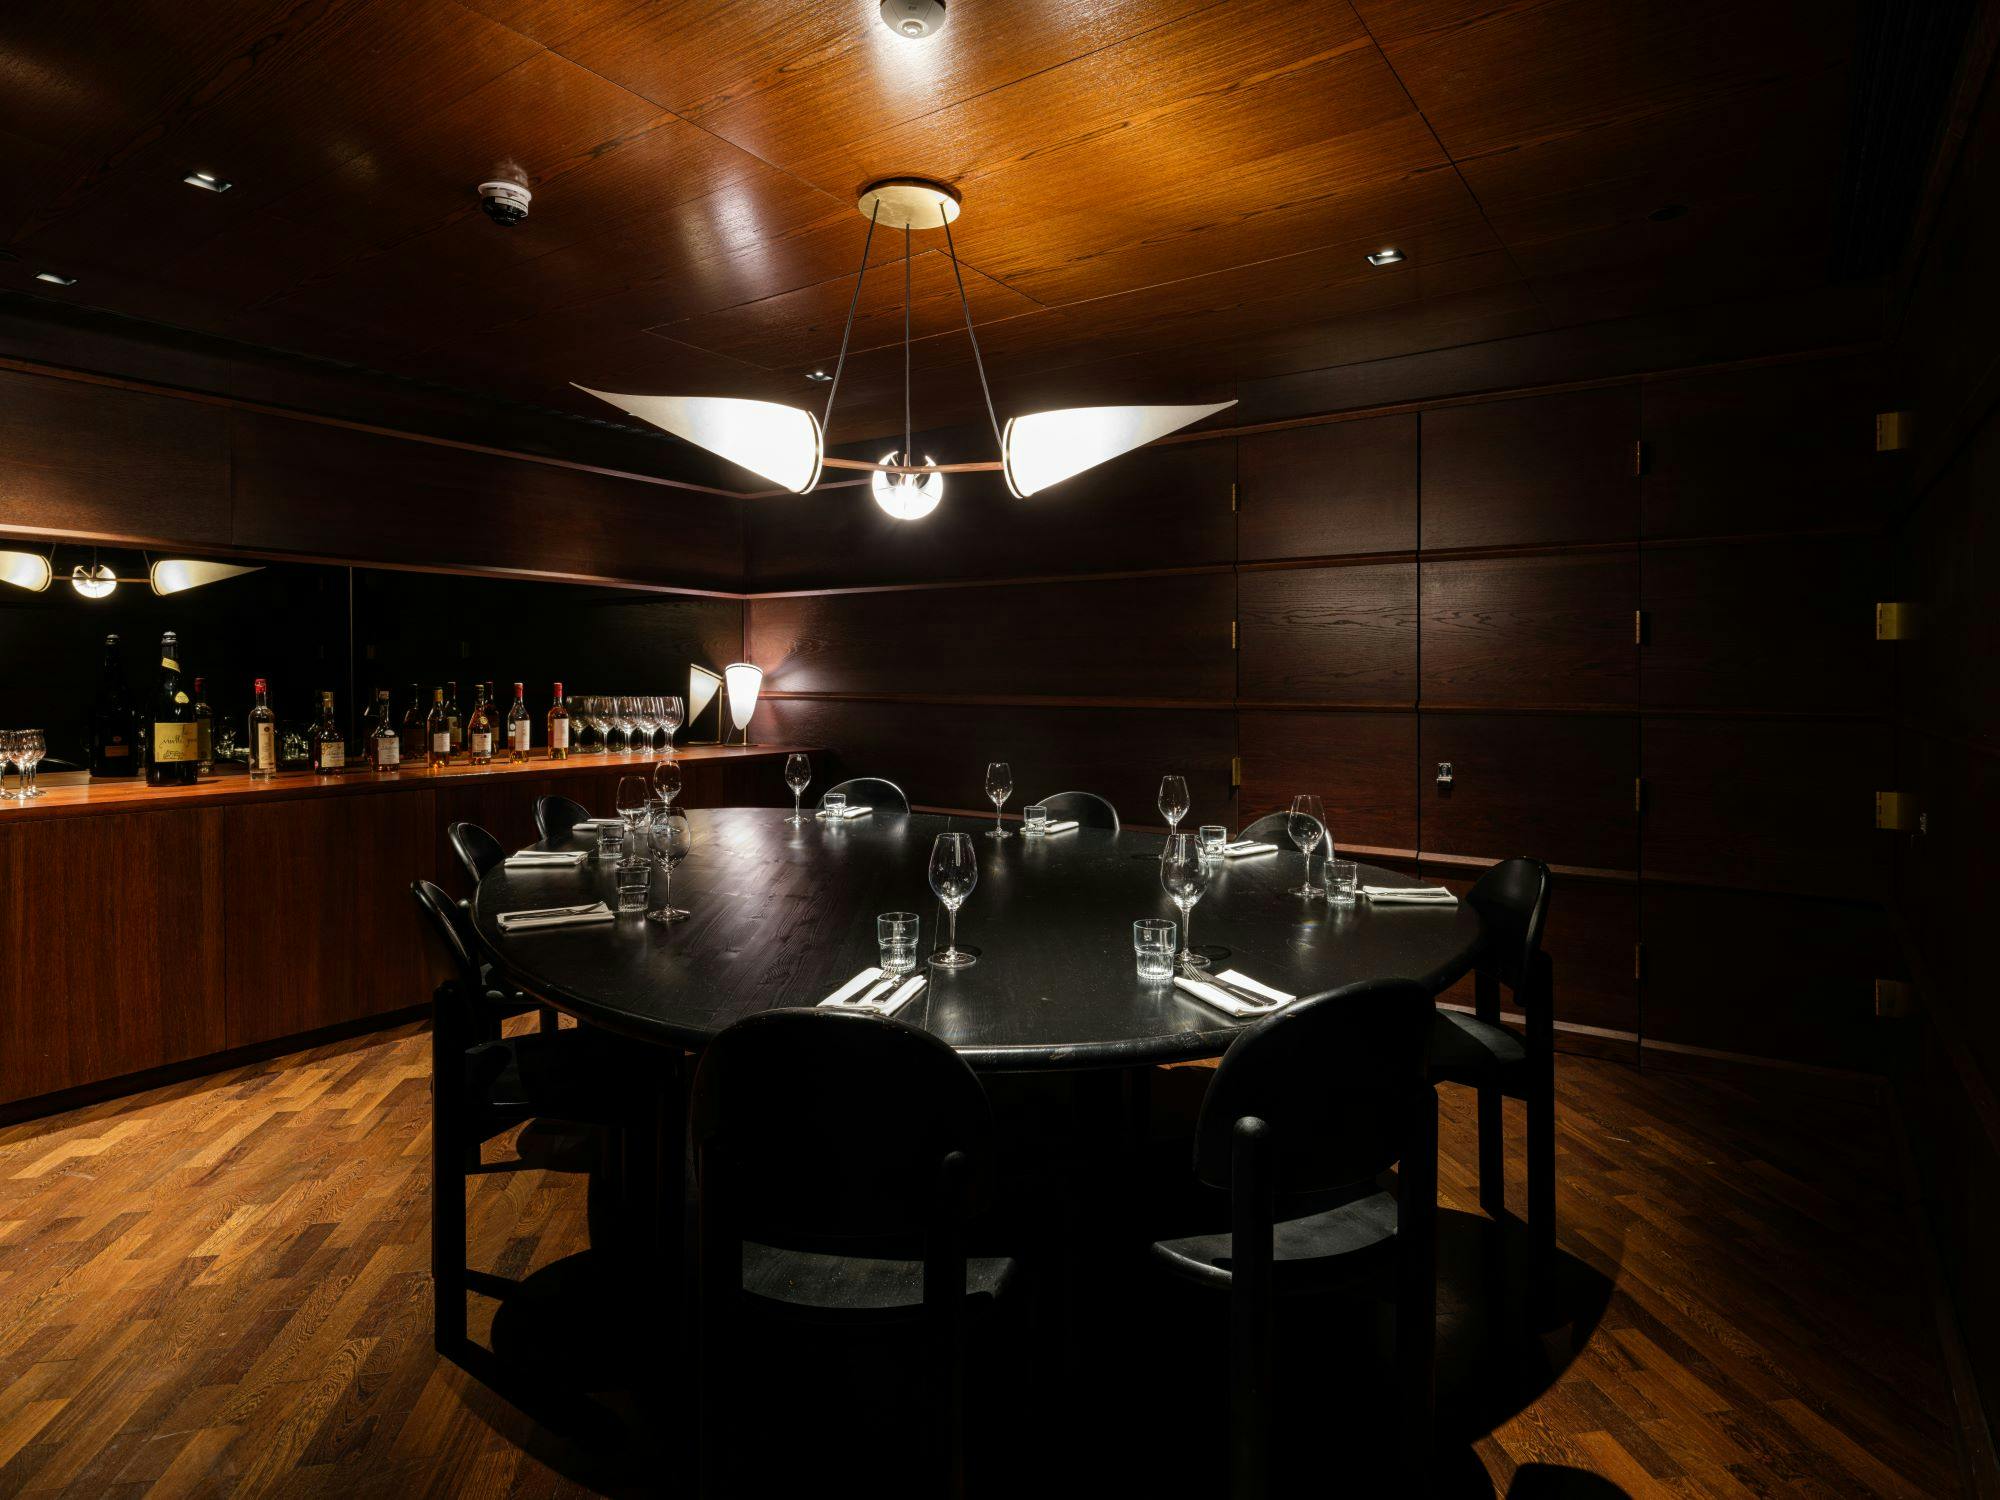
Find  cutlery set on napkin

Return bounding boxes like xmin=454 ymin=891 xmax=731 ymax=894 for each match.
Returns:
xmin=504 ymin=849 xmax=588 ymax=869
xmin=818 ymin=967 xmax=928 ymax=1014
xmin=817 ymin=804 xmax=874 ymax=820
xmin=494 ymin=901 xmax=615 ymax=932
xmin=1361 ymin=884 xmax=1458 ymax=906
xmin=1221 ymin=840 xmax=1278 ymax=858
xmin=1033 ymin=820 xmax=1080 ymax=834
xmin=1174 ymin=968 xmax=1297 ymax=1017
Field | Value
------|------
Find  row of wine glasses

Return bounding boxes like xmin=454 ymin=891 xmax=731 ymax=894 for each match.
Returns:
xmin=570 ymin=695 xmax=685 ymax=754
xmin=0 ymin=729 xmax=47 ymax=800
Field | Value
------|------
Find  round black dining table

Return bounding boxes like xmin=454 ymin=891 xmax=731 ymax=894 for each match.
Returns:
xmin=471 ymin=807 xmax=1484 ymax=1070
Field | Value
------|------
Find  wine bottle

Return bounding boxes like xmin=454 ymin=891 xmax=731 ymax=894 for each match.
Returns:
xmin=426 ymin=688 xmax=451 ymax=770
xmin=399 ymin=682 xmax=425 ymax=757
xmin=547 ymin=682 xmax=569 ymax=761
xmin=446 ymin=681 xmax=464 ymax=752
xmin=192 ymin=676 xmax=214 ymax=775
xmin=506 ymin=682 xmax=531 ymax=762
xmin=368 ymin=688 xmax=400 ymax=772
xmin=311 ymin=690 xmax=346 ymax=773
xmin=466 ymin=684 xmax=495 ymax=764
xmin=147 ymin=632 xmax=200 ymax=787
xmin=248 ymin=678 xmax=278 ymax=780
xmin=90 ymin=634 xmax=138 ymax=778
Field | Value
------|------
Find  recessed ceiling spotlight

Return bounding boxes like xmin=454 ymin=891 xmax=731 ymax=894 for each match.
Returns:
xmin=881 ymin=0 xmax=946 ymax=39
xmin=183 ymin=169 xmax=233 ymax=193
xmin=805 ymin=369 xmax=834 ymax=382
xmin=1366 ymin=248 xmax=1405 ymax=267
xmin=34 ymin=271 xmax=76 ymax=286
xmin=1648 ymin=203 xmax=1690 ymax=222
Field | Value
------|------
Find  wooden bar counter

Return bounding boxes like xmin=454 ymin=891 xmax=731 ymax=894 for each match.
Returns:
xmin=0 ymin=746 xmax=807 ymax=1115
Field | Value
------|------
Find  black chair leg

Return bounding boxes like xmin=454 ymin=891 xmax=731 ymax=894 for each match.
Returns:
xmin=696 ymin=1147 xmax=738 ymax=1500
xmin=1399 ymin=1091 xmax=1438 ymax=1489
xmin=537 ymin=1004 xmax=560 ymax=1033
xmin=926 ymin=1152 xmax=971 ymax=1500
xmin=1527 ymin=954 xmax=1558 ymax=1305
xmin=1474 ymin=971 xmax=1505 ymax=1218
xmin=431 ymin=1004 xmax=468 ymax=1353
xmin=1229 ymin=1118 xmax=1275 ymax=1500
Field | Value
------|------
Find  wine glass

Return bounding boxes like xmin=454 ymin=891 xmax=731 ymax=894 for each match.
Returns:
xmin=646 ymin=806 xmax=694 ymax=922
xmin=1160 ymin=832 xmax=1210 ymax=972
xmin=652 ymin=756 xmax=683 ymax=809
xmin=0 ymin=730 xmax=17 ymax=800
xmin=578 ymin=697 xmax=603 ymax=754
xmin=928 ymin=832 xmax=980 ymax=969
xmin=632 ymin=697 xmax=660 ymax=755
xmin=1288 ymin=794 xmax=1326 ymax=898
xmin=1158 ymin=774 xmax=1190 ymax=834
xmin=984 ymin=761 xmax=1013 ymax=840
xmin=616 ymin=774 xmax=649 ymax=853
xmin=783 ymin=753 xmax=812 ymax=825
xmin=660 ymin=694 xmax=685 ymax=754
xmin=18 ymin=729 xmax=44 ymax=797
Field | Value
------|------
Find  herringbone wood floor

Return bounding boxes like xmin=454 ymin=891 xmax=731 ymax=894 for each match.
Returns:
xmin=0 ymin=1023 xmax=1963 ymax=1497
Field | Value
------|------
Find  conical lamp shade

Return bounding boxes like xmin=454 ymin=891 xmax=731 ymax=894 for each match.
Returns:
xmin=150 ymin=559 xmax=264 ymax=595
xmin=575 ymin=386 xmax=823 ymax=493
xmin=1001 ymin=400 xmax=1237 ymax=498
xmin=0 ymin=551 xmax=52 ymax=592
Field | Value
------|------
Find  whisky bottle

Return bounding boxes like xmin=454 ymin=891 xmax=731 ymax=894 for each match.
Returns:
xmin=547 ymin=682 xmax=569 ymax=760
xmin=446 ymin=681 xmax=464 ymax=752
xmin=147 ymin=632 xmax=200 ymax=787
xmin=91 ymin=634 xmax=138 ymax=778
xmin=506 ymin=682 xmax=531 ymax=762
xmin=426 ymin=688 xmax=451 ymax=770
xmin=311 ymin=690 xmax=346 ymax=773
xmin=367 ymin=688 xmax=400 ymax=772
xmin=466 ymin=684 xmax=495 ymax=765
xmin=248 ymin=678 xmax=278 ymax=780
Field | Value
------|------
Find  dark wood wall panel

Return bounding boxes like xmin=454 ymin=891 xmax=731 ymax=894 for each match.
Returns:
xmin=0 ymin=810 xmax=227 ymax=1105
xmin=1640 ymin=358 xmax=1884 ymax=538
xmin=1420 ymin=553 xmax=1638 ymax=707
xmin=228 ymin=411 xmax=746 ymax=590
xmin=1430 ymin=873 xmax=1638 ymax=1048
xmin=749 ymin=573 xmax=1236 ymax=701
xmin=1238 ymin=710 xmax=1416 ymax=853
xmin=1641 ymin=717 xmax=1891 ymax=900
xmin=1641 ymin=536 xmax=1888 ymax=710
xmin=1419 ymin=388 xmax=1639 ymax=550
xmin=760 ymin=696 xmax=1237 ymax=831
xmin=0 ymin=368 xmax=230 ymax=547
xmin=1236 ymin=563 xmax=1417 ymax=704
xmin=746 ymin=439 xmax=1237 ymax=590
xmin=1237 ymin=415 xmax=1417 ymax=560
xmin=1420 ymin=714 xmax=1638 ymax=872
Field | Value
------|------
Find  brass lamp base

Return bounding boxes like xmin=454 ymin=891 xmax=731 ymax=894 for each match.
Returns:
xmin=856 ymin=177 xmax=962 ymax=230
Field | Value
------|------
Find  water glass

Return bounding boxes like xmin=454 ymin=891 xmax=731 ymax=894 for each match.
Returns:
xmin=821 ymin=790 xmax=847 ymax=821
xmin=877 ymin=911 xmax=921 ymax=979
xmin=1197 ymin=824 xmax=1227 ymax=860
xmin=1023 ymin=803 xmax=1050 ymax=836
xmin=614 ymin=857 xmax=650 ymax=914
xmin=1326 ymin=858 xmax=1358 ymax=906
xmin=1133 ymin=918 xmax=1177 ymax=980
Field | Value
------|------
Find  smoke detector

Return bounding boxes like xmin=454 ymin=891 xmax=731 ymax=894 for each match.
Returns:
xmin=881 ymin=0 xmax=946 ymax=39
xmin=476 ymin=178 xmax=532 ymax=227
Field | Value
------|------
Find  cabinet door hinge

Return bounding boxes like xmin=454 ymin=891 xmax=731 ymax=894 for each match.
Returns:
xmin=1875 ymin=791 xmax=1918 ymax=831
xmin=1230 ymin=755 xmax=1242 ymax=789
xmin=1633 ymin=440 xmax=1646 ymax=477
xmin=1874 ymin=979 xmax=1912 ymax=1018
xmin=1634 ymin=777 xmax=1644 ymax=814
xmin=1230 ymin=619 xmax=1238 ymax=650
xmin=1875 ymin=411 xmax=1913 ymax=452
xmin=1875 ymin=602 xmax=1919 ymax=640
xmin=1634 ymin=609 xmax=1645 ymax=646
xmin=1230 ymin=481 xmax=1238 ymax=513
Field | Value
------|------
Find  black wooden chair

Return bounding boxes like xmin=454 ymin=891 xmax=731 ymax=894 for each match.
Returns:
xmin=445 ymin=821 xmax=555 ymax=1036
xmin=534 ymin=794 xmax=592 ymax=842
xmin=1036 ymin=789 xmax=1121 ymax=831
xmin=1429 ymin=857 xmax=1554 ymax=1288
xmin=412 ymin=879 xmax=631 ymax=1353
xmin=1236 ymin=809 xmax=1318 ymax=845
xmin=691 ymin=1007 xmax=1017 ymax=1499
xmin=1149 ymin=979 xmax=1437 ymax=1498
xmin=820 ymin=775 xmax=910 ymax=813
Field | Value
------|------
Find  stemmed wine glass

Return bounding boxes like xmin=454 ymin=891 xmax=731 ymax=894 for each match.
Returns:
xmin=984 ymin=761 xmax=1013 ymax=840
xmin=646 ymin=806 xmax=694 ymax=922
xmin=1288 ymin=794 xmax=1326 ymax=898
xmin=1160 ymin=832 xmax=1211 ymax=973
xmin=660 ymin=695 xmax=685 ymax=755
xmin=581 ymin=697 xmax=608 ymax=754
xmin=17 ymin=730 xmax=43 ymax=797
xmin=1158 ymin=775 xmax=1190 ymax=835
xmin=928 ymin=832 xmax=980 ymax=969
xmin=616 ymin=774 xmax=650 ymax=853
xmin=632 ymin=697 xmax=661 ymax=755
xmin=0 ymin=730 xmax=17 ymax=800
xmin=784 ymin=753 xmax=812 ymax=825
xmin=652 ymin=756 xmax=683 ymax=810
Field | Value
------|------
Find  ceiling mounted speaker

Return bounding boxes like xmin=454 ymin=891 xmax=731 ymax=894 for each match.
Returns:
xmin=881 ymin=0 xmax=946 ymax=39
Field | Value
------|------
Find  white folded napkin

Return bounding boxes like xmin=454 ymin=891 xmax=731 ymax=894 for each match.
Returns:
xmin=816 ymin=804 xmax=873 ymax=820
xmin=1361 ymin=884 xmax=1458 ymax=905
xmin=1174 ymin=968 xmax=1298 ymax=1018
xmin=505 ymin=850 xmax=588 ymax=868
xmin=1037 ymin=819 xmax=1080 ymax=833
xmin=817 ymin=968 xmax=927 ymax=1014
xmin=1223 ymin=840 xmax=1279 ymax=858
xmin=495 ymin=901 xmax=615 ymax=932
xmin=577 ymin=817 xmax=625 ymax=828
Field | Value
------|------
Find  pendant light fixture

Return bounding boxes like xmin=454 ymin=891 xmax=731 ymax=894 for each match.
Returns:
xmin=578 ymin=178 xmax=1234 ymax=514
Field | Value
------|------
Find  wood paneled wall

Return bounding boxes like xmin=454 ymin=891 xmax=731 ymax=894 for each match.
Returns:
xmin=746 ymin=353 xmax=1898 ymax=1070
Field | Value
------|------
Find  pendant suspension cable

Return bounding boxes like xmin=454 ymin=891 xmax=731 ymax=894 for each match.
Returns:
xmin=941 ymin=206 xmax=1005 ymax=455
xmin=821 ymin=199 xmax=881 ymax=432
xmin=903 ymin=223 xmax=913 ymax=465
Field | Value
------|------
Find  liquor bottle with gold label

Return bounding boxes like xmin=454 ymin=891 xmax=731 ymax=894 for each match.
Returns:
xmin=147 ymin=631 xmax=200 ymax=786
xmin=426 ymin=688 xmax=451 ymax=770
xmin=466 ymin=683 xmax=495 ymax=765
xmin=367 ymin=688 xmax=401 ymax=772
xmin=311 ymin=691 xmax=347 ymax=774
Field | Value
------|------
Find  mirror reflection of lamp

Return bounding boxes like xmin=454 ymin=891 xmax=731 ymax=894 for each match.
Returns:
xmin=150 ymin=559 xmax=263 ymax=595
xmin=687 ymin=665 xmax=722 ymax=745
xmin=723 ymin=663 xmax=764 ymax=746
xmin=0 ymin=551 xmax=53 ymax=592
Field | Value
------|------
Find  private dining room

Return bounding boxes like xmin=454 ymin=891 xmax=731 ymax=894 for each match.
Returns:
xmin=0 ymin=1 xmax=1995 ymax=1496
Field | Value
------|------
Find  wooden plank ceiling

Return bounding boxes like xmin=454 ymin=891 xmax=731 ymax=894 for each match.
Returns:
xmin=0 ymin=0 xmax=1861 ymax=452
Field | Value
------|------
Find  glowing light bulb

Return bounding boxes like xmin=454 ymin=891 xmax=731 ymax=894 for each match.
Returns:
xmin=871 ymin=451 xmax=943 ymax=520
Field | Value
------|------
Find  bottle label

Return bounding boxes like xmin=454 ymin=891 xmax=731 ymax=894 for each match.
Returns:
xmin=197 ymin=721 xmax=213 ymax=761
xmin=432 ymin=731 xmax=450 ymax=754
xmin=550 ymin=720 xmax=569 ymax=750
xmin=162 ymin=657 xmax=179 ymax=672
xmin=511 ymin=721 xmax=530 ymax=751
xmin=153 ymin=723 xmax=201 ymax=762
xmin=376 ymin=739 xmax=399 ymax=767
xmin=471 ymin=732 xmax=493 ymax=755
xmin=254 ymin=723 xmax=275 ymax=769
xmin=320 ymin=745 xmax=345 ymax=771
xmin=103 ymin=743 xmax=130 ymax=759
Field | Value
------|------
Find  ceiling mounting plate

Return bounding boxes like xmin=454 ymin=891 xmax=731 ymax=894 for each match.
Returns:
xmin=856 ymin=177 xmax=962 ymax=230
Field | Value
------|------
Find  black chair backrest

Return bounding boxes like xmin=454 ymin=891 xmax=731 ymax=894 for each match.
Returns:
xmin=1465 ymin=857 xmax=1551 ymax=993
xmin=821 ymin=776 xmax=910 ymax=813
xmin=447 ymin=821 xmax=505 ymax=886
xmin=1237 ymin=809 xmax=1321 ymax=845
xmin=1195 ymin=978 xmax=1435 ymax=1196
xmin=534 ymin=795 xmax=592 ymax=842
xmin=1036 ymin=790 xmax=1120 ymax=832
xmin=690 ymin=1008 xmax=994 ymax=1241
xmin=412 ymin=879 xmax=484 ymax=1030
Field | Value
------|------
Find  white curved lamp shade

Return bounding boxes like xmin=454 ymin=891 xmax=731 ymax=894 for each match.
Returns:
xmin=0 ymin=551 xmax=52 ymax=592
xmin=689 ymin=664 xmax=722 ymax=722
xmin=70 ymin=562 xmax=117 ymax=599
xmin=150 ymin=558 xmax=263 ymax=595
xmin=1001 ymin=400 xmax=1238 ymax=498
xmin=574 ymin=386 xmax=823 ymax=493
xmin=723 ymin=663 xmax=764 ymax=735
xmin=872 ymin=451 xmax=943 ymax=519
